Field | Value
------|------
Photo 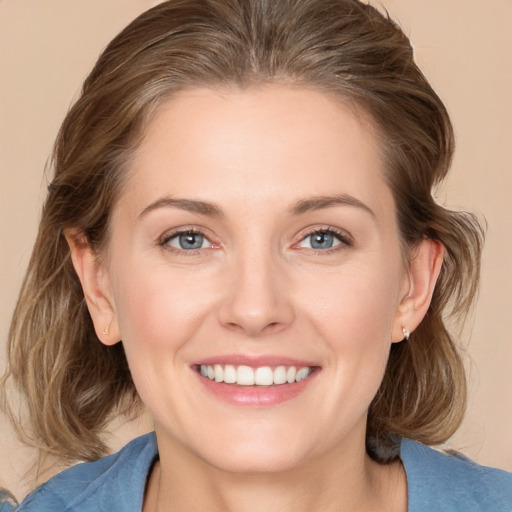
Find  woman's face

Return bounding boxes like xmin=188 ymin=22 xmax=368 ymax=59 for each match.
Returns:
xmin=100 ymin=86 xmax=412 ymax=472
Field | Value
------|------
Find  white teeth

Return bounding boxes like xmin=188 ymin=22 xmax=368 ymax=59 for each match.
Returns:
xmin=214 ymin=364 xmax=223 ymax=382
xmin=199 ymin=364 xmax=313 ymax=386
xmin=273 ymin=365 xmax=287 ymax=385
xmin=223 ymin=364 xmax=237 ymax=384
xmin=286 ymin=366 xmax=297 ymax=383
xmin=237 ymin=365 xmax=255 ymax=386
xmin=255 ymin=366 xmax=274 ymax=386
xmin=296 ymin=367 xmax=312 ymax=381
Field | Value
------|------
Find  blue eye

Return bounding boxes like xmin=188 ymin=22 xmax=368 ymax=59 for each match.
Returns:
xmin=298 ymin=230 xmax=344 ymax=250
xmin=311 ymin=232 xmax=334 ymax=249
xmin=166 ymin=231 xmax=209 ymax=250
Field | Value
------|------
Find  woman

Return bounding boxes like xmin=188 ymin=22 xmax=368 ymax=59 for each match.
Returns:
xmin=1 ymin=0 xmax=511 ymax=510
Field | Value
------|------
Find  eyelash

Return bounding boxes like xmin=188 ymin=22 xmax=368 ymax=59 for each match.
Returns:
xmin=294 ymin=226 xmax=353 ymax=254
xmin=158 ymin=226 xmax=353 ymax=255
xmin=159 ymin=228 xmax=215 ymax=255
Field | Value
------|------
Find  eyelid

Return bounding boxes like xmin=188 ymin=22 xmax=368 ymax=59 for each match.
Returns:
xmin=158 ymin=226 xmax=219 ymax=252
xmin=293 ymin=226 xmax=353 ymax=250
xmin=157 ymin=224 xmax=352 ymax=254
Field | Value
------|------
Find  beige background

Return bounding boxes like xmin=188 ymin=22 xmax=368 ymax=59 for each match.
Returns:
xmin=1 ymin=0 xmax=511 ymax=501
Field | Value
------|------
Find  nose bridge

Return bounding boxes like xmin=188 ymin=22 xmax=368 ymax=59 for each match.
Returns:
xmin=218 ymin=238 xmax=294 ymax=336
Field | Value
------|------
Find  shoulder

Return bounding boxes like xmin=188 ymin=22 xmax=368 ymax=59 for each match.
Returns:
xmin=16 ymin=432 xmax=158 ymax=512
xmin=0 ymin=489 xmax=18 ymax=512
xmin=401 ymin=438 xmax=512 ymax=512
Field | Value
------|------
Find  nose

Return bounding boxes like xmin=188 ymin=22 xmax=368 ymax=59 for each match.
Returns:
xmin=217 ymin=249 xmax=295 ymax=337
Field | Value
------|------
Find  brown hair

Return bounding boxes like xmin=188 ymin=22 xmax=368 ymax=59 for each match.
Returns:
xmin=2 ymin=0 xmax=484 ymax=464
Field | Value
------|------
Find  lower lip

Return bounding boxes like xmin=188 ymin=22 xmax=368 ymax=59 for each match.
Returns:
xmin=195 ymin=369 xmax=319 ymax=407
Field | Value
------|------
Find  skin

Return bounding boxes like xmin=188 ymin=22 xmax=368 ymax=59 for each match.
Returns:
xmin=68 ymin=85 xmax=444 ymax=512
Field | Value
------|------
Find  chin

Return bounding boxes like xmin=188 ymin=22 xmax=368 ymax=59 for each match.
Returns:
xmin=202 ymin=445 xmax=308 ymax=475
xmin=183 ymin=421 xmax=316 ymax=475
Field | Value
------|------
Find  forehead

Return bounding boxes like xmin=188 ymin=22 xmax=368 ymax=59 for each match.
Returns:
xmin=120 ymin=85 xmax=393 ymax=220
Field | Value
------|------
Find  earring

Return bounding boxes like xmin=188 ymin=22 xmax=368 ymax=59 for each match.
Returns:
xmin=402 ymin=327 xmax=411 ymax=341
xmin=103 ymin=325 xmax=110 ymax=336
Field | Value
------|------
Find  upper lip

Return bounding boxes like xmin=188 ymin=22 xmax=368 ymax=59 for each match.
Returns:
xmin=193 ymin=354 xmax=320 ymax=368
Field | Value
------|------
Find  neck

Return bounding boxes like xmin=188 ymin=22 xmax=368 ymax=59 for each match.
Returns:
xmin=143 ymin=431 xmax=407 ymax=512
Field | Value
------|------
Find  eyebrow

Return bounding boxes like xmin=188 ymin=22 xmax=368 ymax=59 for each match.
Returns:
xmin=289 ymin=194 xmax=376 ymax=218
xmin=138 ymin=197 xmax=224 ymax=219
xmin=138 ymin=193 xmax=375 ymax=220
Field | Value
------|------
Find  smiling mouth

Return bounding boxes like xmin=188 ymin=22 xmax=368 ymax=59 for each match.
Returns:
xmin=198 ymin=364 xmax=315 ymax=386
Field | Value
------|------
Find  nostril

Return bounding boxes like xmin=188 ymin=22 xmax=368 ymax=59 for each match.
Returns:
xmin=221 ymin=319 xmax=289 ymax=337
xmin=265 ymin=322 xmax=284 ymax=333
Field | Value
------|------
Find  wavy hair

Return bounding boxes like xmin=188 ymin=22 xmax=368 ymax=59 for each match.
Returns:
xmin=2 ymin=0 xmax=484 ymax=464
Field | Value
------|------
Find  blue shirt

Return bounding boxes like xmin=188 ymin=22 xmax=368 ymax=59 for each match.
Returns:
xmin=10 ymin=433 xmax=512 ymax=511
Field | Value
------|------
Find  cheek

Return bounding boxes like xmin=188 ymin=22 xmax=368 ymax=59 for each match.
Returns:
xmin=300 ymin=262 xmax=401 ymax=339
xmin=111 ymin=263 xmax=217 ymax=356
xmin=298 ymin=263 xmax=402 ymax=388
xmin=109 ymin=266 xmax=217 ymax=421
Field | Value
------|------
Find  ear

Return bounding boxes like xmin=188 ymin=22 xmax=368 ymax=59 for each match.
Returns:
xmin=392 ymin=238 xmax=444 ymax=343
xmin=64 ymin=229 xmax=121 ymax=346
